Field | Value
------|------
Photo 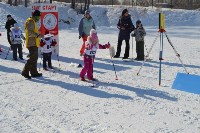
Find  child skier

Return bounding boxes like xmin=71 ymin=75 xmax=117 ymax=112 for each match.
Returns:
xmin=80 ymin=29 xmax=110 ymax=81
xmin=9 ymin=23 xmax=25 ymax=60
xmin=131 ymin=20 xmax=146 ymax=61
xmin=40 ymin=31 xmax=57 ymax=70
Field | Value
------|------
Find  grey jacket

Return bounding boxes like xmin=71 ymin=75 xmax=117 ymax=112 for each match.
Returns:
xmin=132 ymin=26 xmax=146 ymax=42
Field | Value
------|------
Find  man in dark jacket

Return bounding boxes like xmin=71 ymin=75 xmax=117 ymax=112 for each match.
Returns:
xmin=5 ymin=15 xmax=17 ymax=49
xmin=114 ymin=9 xmax=135 ymax=59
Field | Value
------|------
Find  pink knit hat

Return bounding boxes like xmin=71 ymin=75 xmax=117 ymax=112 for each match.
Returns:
xmin=90 ymin=29 xmax=98 ymax=42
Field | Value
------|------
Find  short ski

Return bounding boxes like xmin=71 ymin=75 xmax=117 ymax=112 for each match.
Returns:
xmin=80 ymin=79 xmax=99 ymax=87
xmin=41 ymin=66 xmax=61 ymax=73
xmin=122 ymin=58 xmax=152 ymax=62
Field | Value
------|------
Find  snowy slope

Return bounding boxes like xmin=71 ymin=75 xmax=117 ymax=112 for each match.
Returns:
xmin=0 ymin=2 xmax=200 ymax=133
xmin=1 ymin=2 xmax=200 ymax=30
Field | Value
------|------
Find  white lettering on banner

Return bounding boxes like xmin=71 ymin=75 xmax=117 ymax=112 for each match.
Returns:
xmin=42 ymin=5 xmax=56 ymax=11
xmin=32 ymin=6 xmax=41 ymax=11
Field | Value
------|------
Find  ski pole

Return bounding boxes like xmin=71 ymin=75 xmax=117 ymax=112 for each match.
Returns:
xmin=131 ymin=36 xmax=134 ymax=61
xmin=4 ymin=47 xmax=11 ymax=59
xmin=111 ymin=57 xmax=118 ymax=80
xmin=56 ymin=54 xmax=61 ymax=71
xmin=137 ymin=32 xmax=159 ymax=75
xmin=108 ymin=46 xmax=118 ymax=80
xmin=91 ymin=58 xmax=95 ymax=87
xmin=39 ymin=52 xmax=43 ymax=71
xmin=23 ymin=40 xmax=25 ymax=47
xmin=144 ymin=41 xmax=151 ymax=60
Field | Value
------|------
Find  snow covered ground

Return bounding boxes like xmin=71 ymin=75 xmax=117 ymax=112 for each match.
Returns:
xmin=0 ymin=2 xmax=200 ymax=133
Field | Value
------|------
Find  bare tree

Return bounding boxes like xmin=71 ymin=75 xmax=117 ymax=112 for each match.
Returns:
xmin=71 ymin=0 xmax=75 ymax=9
xmin=25 ymin=0 xmax=28 ymax=7
xmin=94 ymin=0 xmax=120 ymax=5
xmin=83 ymin=0 xmax=90 ymax=11
xmin=14 ymin=0 xmax=18 ymax=6
xmin=87 ymin=0 xmax=90 ymax=10
xmin=8 ymin=0 xmax=12 ymax=6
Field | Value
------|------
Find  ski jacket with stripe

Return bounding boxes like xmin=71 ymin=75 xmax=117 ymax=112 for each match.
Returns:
xmin=40 ymin=38 xmax=57 ymax=53
xmin=9 ymin=28 xmax=25 ymax=45
xmin=84 ymin=38 xmax=110 ymax=58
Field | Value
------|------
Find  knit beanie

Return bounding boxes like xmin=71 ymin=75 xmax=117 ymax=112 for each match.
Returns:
xmin=90 ymin=29 xmax=98 ymax=42
xmin=85 ymin=10 xmax=90 ymax=15
xmin=7 ymin=14 xmax=11 ymax=18
xmin=32 ymin=10 xmax=41 ymax=17
xmin=136 ymin=20 xmax=141 ymax=25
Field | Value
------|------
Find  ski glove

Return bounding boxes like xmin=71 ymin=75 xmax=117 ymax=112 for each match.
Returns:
xmin=131 ymin=33 xmax=136 ymax=37
xmin=81 ymin=32 xmax=86 ymax=38
xmin=79 ymin=32 xmax=86 ymax=39
xmin=105 ymin=42 xmax=110 ymax=49
xmin=52 ymin=39 xmax=57 ymax=46
xmin=40 ymin=40 xmax=45 ymax=47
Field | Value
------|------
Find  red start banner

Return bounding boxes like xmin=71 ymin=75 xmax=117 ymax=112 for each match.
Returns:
xmin=31 ymin=3 xmax=59 ymax=55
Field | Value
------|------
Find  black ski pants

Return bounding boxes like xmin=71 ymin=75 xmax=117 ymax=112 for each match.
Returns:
xmin=43 ymin=52 xmax=52 ymax=68
xmin=12 ymin=44 xmax=23 ymax=60
xmin=7 ymin=31 xmax=12 ymax=46
xmin=115 ymin=39 xmax=130 ymax=58
xmin=136 ymin=41 xmax=144 ymax=60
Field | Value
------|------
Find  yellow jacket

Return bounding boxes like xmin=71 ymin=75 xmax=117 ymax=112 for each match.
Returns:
xmin=24 ymin=17 xmax=40 ymax=48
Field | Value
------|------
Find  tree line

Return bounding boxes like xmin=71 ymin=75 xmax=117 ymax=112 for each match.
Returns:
xmin=3 ymin=0 xmax=200 ymax=10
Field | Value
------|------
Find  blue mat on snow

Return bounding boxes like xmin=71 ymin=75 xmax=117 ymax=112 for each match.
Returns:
xmin=172 ymin=73 xmax=200 ymax=95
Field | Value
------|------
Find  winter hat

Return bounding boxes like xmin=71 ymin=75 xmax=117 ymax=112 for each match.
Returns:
xmin=90 ymin=29 xmax=98 ymax=42
xmin=44 ymin=31 xmax=53 ymax=38
xmin=44 ymin=34 xmax=53 ymax=38
xmin=32 ymin=10 xmax=41 ymax=17
xmin=122 ymin=9 xmax=128 ymax=16
xmin=85 ymin=10 xmax=90 ymax=15
xmin=14 ymin=23 xmax=19 ymax=28
xmin=136 ymin=20 xmax=141 ymax=25
xmin=7 ymin=14 xmax=11 ymax=18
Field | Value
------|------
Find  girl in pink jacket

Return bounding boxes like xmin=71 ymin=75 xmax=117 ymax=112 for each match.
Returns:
xmin=80 ymin=29 xmax=110 ymax=81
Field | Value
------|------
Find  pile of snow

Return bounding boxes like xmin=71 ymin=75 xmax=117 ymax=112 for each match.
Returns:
xmin=0 ymin=2 xmax=200 ymax=31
